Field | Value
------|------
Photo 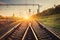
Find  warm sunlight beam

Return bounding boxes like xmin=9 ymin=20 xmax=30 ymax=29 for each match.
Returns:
xmin=23 ymin=15 xmax=30 ymax=20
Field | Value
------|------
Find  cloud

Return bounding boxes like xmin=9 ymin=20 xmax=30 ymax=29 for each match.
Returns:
xmin=0 ymin=2 xmax=7 ymax=4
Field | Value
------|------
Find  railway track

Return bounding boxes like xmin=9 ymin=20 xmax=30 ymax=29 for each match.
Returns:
xmin=0 ymin=19 xmax=24 ymax=38
xmin=0 ymin=21 xmax=37 ymax=40
xmin=31 ymin=20 xmax=60 ymax=40
xmin=0 ymin=21 xmax=28 ymax=40
xmin=0 ymin=20 xmax=60 ymax=40
xmin=0 ymin=21 xmax=21 ymax=38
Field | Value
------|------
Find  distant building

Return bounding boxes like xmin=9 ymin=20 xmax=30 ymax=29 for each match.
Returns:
xmin=12 ymin=13 xmax=15 ymax=17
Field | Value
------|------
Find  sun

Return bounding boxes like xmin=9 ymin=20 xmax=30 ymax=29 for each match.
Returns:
xmin=23 ymin=15 xmax=30 ymax=20
xmin=24 ymin=16 xmax=29 ymax=19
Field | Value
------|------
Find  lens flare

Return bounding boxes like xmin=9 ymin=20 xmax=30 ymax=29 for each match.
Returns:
xmin=23 ymin=15 xmax=30 ymax=20
xmin=24 ymin=16 xmax=29 ymax=19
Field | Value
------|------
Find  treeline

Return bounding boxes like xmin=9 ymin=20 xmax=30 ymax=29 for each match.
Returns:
xmin=35 ymin=5 xmax=60 ymax=17
xmin=42 ymin=5 xmax=60 ymax=15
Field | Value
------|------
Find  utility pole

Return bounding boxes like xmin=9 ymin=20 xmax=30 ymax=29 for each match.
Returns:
xmin=28 ymin=9 xmax=31 ymax=16
xmin=37 ymin=4 xmax=40 ymax=14
xmin=12 ymin=13 xmax=15 ymax=17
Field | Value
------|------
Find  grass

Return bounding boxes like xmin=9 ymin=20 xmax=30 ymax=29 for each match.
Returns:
xmin=38 ymin=14 xmax=60 ymax=31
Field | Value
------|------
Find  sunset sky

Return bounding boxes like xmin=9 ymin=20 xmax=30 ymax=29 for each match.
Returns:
xmin=0 ymin=0 xmax=60 ymax=17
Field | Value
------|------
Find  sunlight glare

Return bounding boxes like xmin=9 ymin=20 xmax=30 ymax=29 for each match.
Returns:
xmin=23 ymin=16 xmax=30 ymax=20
